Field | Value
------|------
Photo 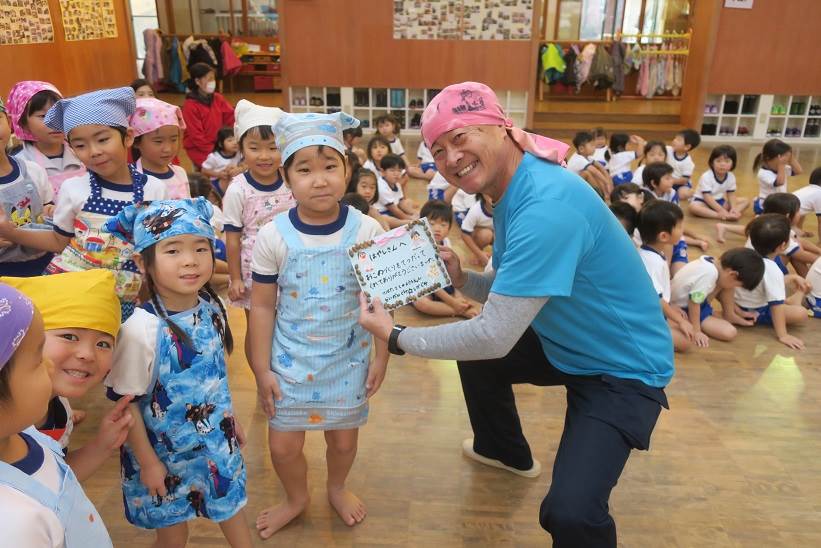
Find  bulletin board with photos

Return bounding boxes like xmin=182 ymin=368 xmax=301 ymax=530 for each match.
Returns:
xmin=393 ymin=0 xmax=533 ymax=41
xmin=59 ymin=0 xmax=118 ymax=41
xmin=0 ymin=0 xmax=55 ymax=45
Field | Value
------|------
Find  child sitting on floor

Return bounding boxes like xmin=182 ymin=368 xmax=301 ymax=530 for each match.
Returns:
xmin=633 ymin=140 xmax=666 ymax=187
xmin=413 ymin=200 xmax=480 ymax=318
xmin=636 ymin=200 xmax=691 ymax=353
xmin=689 ymin=145 xmax=749 ymax=220
xmin=607 ymin=133 xmax=645 ymax=186
xmin=752 ymin=139 xmax=803 ymax=214
xmin=567 ymin=131 xmax=612 ymax=197
xmin=719 ymin=214 xmax=809 ymax=349
xmin=670 ymin=248 xmax=764 ymax=348
xmin=792 ymin=167 xmax=821 ymax=239
xmin=377 ymin=153 xmax=418 ymax=220
xmin=460 ymin=193 xmax=494 ymax=267
xmin=666 ymin=128 xmax=700 ymax=201
xmin=345 ymin=168 xmax=393 ymax=229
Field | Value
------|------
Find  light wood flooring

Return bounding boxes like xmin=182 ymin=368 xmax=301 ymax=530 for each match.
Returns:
xmin=71 ymin=142 xmax=821 ymax=546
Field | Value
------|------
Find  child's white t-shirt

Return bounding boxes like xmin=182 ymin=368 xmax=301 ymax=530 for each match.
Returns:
xmin=633 ymin=164 xmax=647 ymax=186
xmin=692 ymin=170 xmax=737 ymax=202
xmin=251 ymin=206 xmax=383 ymax=278
xmin=607 ymin=151 xmax=636 ymax=177
xmin=806 ymin=257 xmax=821 ymax=299
xmin=451 ymin=189 xmax=477 ymax=213
xmin=460 ymin=201 xmax=493 ymax=234
xmin=417 ymin=142 xmax=434 ymax=164
xmin=670 ymin=256 xmax=719 ymax=309
xmin=793 ymin=184 xmax=821 ymax=215
xmin=201 ymin=151 xmax=240 ymax=176
xmin=566 ymin=153 xmax=592 ymax=175
xmin=638 ymin=245 xmax=671 ymax=302
xmin=15 ymin=141 xmax=84 ymax=180
xmin=649 ymin=188 xmax=678 ymax=203
xmin=666 ymin=147 xmax=695 ymax=180
xmin=52 ymin=173 xmax=168 ymax=235
xmin=734 ymin=256 xmax=785 ymax=309
xmin=757 ymin=166 xmax=792 ymax=200
xmin=388 ymin=137 xmax=405 ymax=157
xmin=592 ymin=146 xmax=608 ymax=166
xmin=376 ymin=178 xmax=404 ymax=214
xmin=0 ymin=430 xmax=65 ymax=548
xmin=426 ymin=172 xmax=450 ymax=194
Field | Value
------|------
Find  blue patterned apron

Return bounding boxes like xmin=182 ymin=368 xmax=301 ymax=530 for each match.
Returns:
xmin=269 ymin=208 xmax=371 ymax=431
xmin=0 ymin=427 xmax=112 ymax=547
xmin=119 ymin=297 xmax=247 ymax=529
xmin=45 ymin=166 xmax=145 ymax=319
xmin=0 ymin=158 xmax=52 ymax=275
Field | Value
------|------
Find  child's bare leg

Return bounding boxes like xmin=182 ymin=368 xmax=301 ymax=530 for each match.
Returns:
xmin=384 ymin=215 xmax=409 ymax=229
xmin=689 ymin=201 xmax=723 ymax=219
xmin=784 ymin=304 xmax=810 ymax=325
xmin=669 ymin=321 xmax=691 ymax=353
xmin=671 ymin=260 xmax=686 ymax=276
xmin=218 ymin=511 xmax=253 ymax=547
xmin=474 ymin=227 xmax=494 ymax=249
xmin=399 ymin=198 xmax=419 ymax=215
xmin=413 ymin=298 xmax=457 ymax=317
xmin=715 ymin=222 xmax=746 ymax=243
xmin=243 ymin=309 xmax=252 ymax=366
xmin=701 ymin=316 xmax=737 ymax=342
xmin=153 ymin=522 xmax=188 ymax=548
xmin=731 ymin=197 xmax=750 ymax=214
xmin=788 ymin=257 xmax=809 ymax=278
xmin=325 ymin=428 xmax=366 ymax=526
xmin=256 ymin=429 xmax=309 ymax=539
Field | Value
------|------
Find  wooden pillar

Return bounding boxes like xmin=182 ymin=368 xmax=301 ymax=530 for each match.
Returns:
xmin=679 ymin=0 xmax=722 ymax=129
xmin=526 ymin=0 xmax=542 ymax=128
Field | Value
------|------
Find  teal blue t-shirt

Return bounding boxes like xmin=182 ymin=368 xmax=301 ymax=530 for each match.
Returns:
xmin=491 ymin=153 xmax=674 ymax=387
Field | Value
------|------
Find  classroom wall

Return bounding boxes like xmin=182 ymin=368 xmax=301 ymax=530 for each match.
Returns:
xmin=707 ymin=0 xmax=821 ymax=95
xmin=0 ymin=0 xmax=136 ymax=98
xmin=278 ymin=0 xmax=533 ymax=91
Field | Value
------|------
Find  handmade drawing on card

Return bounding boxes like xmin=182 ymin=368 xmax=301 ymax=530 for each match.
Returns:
xmin=348 ymin=218 xmax=452 ymax=310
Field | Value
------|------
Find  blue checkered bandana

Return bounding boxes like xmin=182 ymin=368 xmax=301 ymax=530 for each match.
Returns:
xmin=274 ymin=111 xmax=360 ymax=164
xmin=45 ymin=86 xmax=136 ymax=135
xmin=104 ymin=198 xmax=215 ymax=253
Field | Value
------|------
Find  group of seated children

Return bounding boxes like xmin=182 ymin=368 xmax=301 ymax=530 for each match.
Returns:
xmin=599 ymin=124 xmax=821 ymax=351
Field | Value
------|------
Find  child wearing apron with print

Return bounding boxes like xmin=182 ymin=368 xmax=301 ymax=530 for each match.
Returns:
xmin=131 ymin=97 xmax=191 ymax=200
xmin=6 ymin=80 xmax=86 ymax=199
xmin=223 ymin=100 xmax=295 ymax=360
xmin=248 ymin=112 xmax=389 ymax=539
xmin=0 ymin=87 xmax=168 ymax=320
xmin=0 ymin=97 xmax=55 ymax=276
xmin=0 ymin=283 xmax=113 ymax=547
xmin=104 ymin=198 xmax=251 ymax=547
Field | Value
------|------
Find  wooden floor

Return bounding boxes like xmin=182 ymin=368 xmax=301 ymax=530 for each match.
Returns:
xmin=71 ymin=140 xmax=821 ymax=546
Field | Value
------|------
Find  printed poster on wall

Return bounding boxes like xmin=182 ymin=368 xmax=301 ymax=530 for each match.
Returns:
xmin=393 ymin=0 xmax=532 ymax=41
xmin=60 ymin=0 xmax=118 ymax=41
xmin=348 ymin=219 xmax=452 ymax=311
xmin=0 ymin=0 xmax=55 ymax=45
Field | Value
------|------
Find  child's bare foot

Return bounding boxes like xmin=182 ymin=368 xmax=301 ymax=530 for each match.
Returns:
xmin=328 ymin=487 xmax=366 ymax=526
xmin=715 ymin=223 xmax=727 ymax=243
xmin=256 ymin=499 xmax=308 ymax=539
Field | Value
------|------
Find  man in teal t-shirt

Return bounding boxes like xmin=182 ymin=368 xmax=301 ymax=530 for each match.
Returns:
xmin=359 ymin=82 xmax=673 ymax=547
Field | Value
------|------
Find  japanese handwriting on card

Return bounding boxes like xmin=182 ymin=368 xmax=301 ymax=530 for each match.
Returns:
xmin=348 ymin=218 xmax=452 ymax=310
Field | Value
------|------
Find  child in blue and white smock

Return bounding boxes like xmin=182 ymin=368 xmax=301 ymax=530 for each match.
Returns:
xmin=103 ymin=198 xmax=250 ymax=547
xmin=248 ymin=111 xmax=388 ymax=539
xmin=0 ymin=283 xmax=113 ymax=547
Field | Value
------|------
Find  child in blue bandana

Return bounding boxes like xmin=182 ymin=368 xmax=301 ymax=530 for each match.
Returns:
xmin=248 ymin=112 xmax=388 ymax=539
xmin=103 ymin=198 xmax=250 ymax=546
xmin=0 ymin=87 xmax=168 ymax=319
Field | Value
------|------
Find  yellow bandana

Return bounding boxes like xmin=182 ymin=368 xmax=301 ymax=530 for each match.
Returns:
xmin=1 ymin=271 xmax=121 ymax=337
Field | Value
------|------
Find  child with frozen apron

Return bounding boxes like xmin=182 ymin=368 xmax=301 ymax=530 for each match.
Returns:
xmin=248 ymin=112 xmax=389 ymax=539
xmin=0 ymin=87 xmax=168 ymax=319
xmin=0 ymin=283 xmax=113 ymax=547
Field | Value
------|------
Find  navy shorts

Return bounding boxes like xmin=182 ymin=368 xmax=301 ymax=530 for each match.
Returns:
xmin=454 ymin=210 xmax=467 ymax=227
xmin=692 ymin=196 xmax=726 ymax=207
xmin=753 ymin=197 xmax=764 ymax=215
xmin=420 ymin=162 xmax=437 ymax=173
xmin=428 ymin=188 xmax=446 ymax=201
xmin=739 ymin=304 xmax=776 ymax=326
xmin=672 ymin=239 xmax=689 ymax=264
xmin=612 ymin=172 xmax=633 ymax=186
xmin=681 ymin=300 xmax=714 ymax=323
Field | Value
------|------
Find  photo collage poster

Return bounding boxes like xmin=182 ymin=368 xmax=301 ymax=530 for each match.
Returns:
xmin=393 ymin=0 xmax=533 ymax=41
xmin=59 ymin=0 xmax=118 ymax=41
xmin=0 ymin=0 xmax=54 ymax=46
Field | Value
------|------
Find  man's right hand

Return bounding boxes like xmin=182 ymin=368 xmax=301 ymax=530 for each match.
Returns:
xmin=438 ymin=245 xmax=467 ymax=288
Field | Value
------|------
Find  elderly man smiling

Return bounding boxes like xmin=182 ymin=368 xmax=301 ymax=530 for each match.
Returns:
xmin=358 ymin=82 xmax=674 ymax=547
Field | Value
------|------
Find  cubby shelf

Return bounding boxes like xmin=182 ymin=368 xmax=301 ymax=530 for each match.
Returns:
xmin=701 ymin=94 xmax=821 ymax=141
xmin=288 ymin=86 xmax=528 ymax=133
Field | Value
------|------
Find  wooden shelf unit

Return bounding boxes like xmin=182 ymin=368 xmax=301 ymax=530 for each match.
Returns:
xmin=701 ymin=94 xmax=821 ymax=142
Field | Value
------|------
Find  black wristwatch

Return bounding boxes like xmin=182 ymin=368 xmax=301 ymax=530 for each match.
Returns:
xmin=388 ymin=324 xmax=406 ymax=355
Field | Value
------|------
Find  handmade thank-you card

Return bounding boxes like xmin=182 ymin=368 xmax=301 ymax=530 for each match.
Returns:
xmin=348 ymin=218 xmax=452 ymax=310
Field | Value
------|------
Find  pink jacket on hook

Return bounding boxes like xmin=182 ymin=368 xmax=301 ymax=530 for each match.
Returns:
xmin=142 ymin=29 xmax=164 ymax=85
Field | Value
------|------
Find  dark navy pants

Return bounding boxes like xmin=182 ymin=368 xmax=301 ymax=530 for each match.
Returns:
xmin=457 ymin=327 xmax=668 ymax=548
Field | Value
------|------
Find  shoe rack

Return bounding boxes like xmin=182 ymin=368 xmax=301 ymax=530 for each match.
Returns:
xmin=701 ymin=94 xmax=821 ymax=142
xmin=288 ymin=86 xmax=528 ymax=133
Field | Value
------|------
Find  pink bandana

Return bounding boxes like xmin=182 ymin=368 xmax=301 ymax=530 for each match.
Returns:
xmin=129 ymin=97 xmax=186 ymax=137
xmin=421 ymin=82 xmax=569 ymax=164
xmin=6 ymin=81 xmax=62 ymax=142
